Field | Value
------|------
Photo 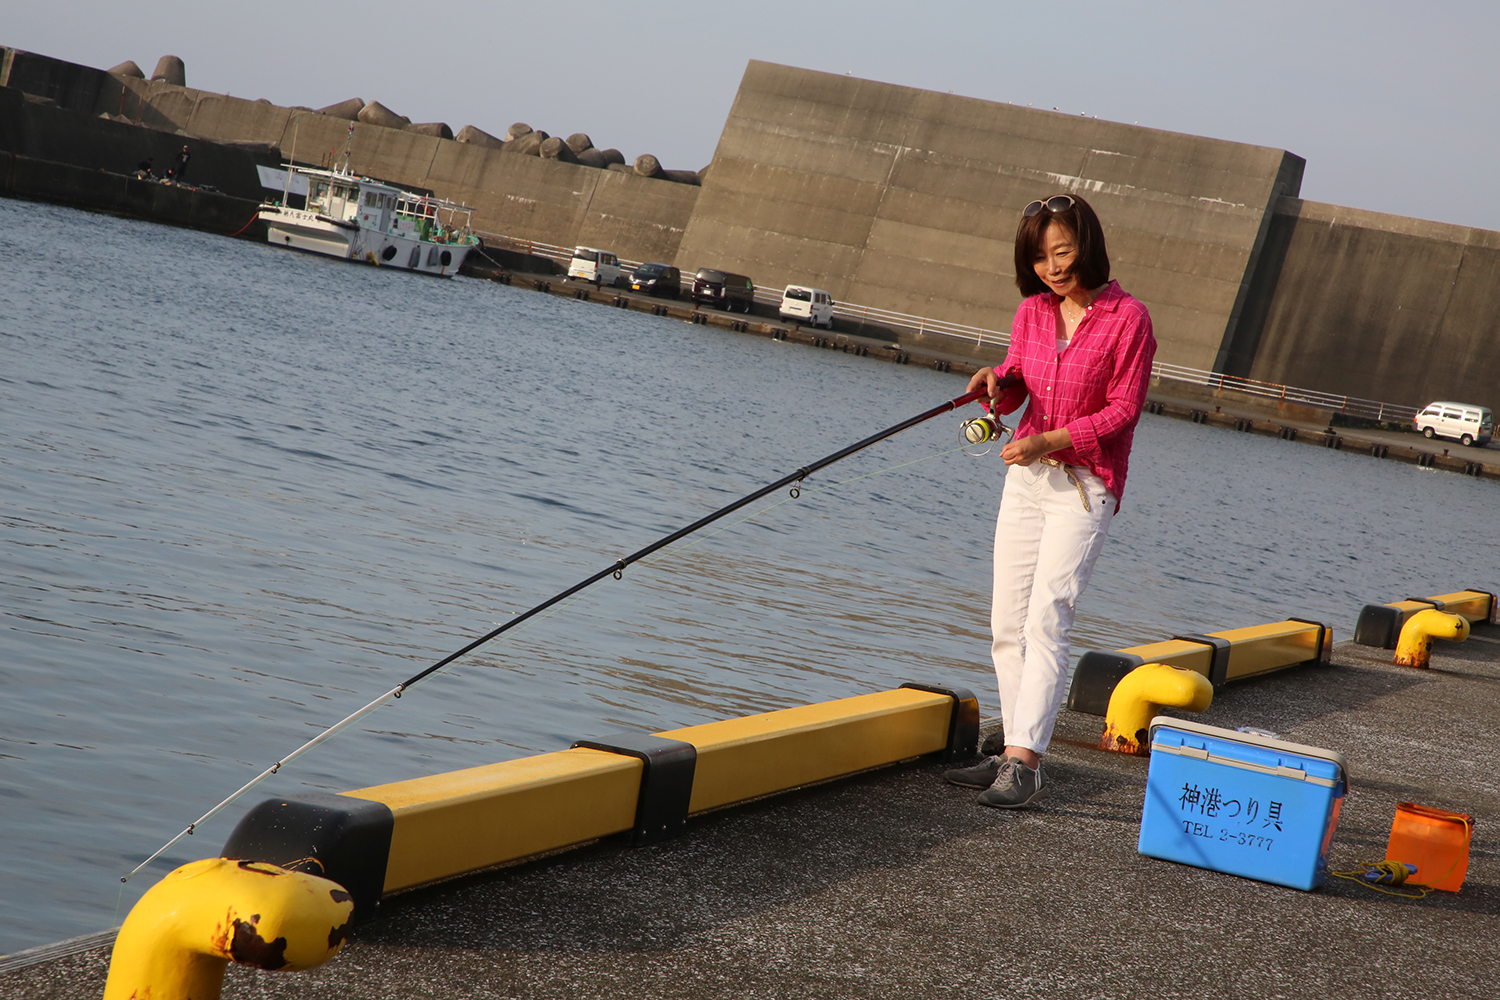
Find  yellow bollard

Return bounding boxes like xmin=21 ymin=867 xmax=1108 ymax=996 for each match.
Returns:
xmin=1394 ymin=609 xmax=1470 ymax=668
xmin=103 ymin=857 xmax=354 ymax=1000
xmin=1099 ymin=663 xmax=1214 ymax=755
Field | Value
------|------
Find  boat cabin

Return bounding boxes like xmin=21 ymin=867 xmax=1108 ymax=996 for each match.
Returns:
xmin=307 ymin=177 xmax=363 ymax=222
xmin=356 ymin=182 xmax=399 ymax=232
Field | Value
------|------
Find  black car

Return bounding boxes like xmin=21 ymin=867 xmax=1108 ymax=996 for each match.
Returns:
xmin=692 ymin=268 xmax=755 ymax=312
xmin=629 ymin=263 xmax=681 ymax=298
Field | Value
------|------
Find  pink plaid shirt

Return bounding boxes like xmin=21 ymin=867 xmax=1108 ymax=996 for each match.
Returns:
xmin=990 ymin=280 xmax=1156 ymax=506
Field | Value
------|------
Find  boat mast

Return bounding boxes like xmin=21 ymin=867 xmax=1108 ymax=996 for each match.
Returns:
xmin=282 ymin=116 xmax=300 ymax=204
xmin=339 ymin=121 xmax=355 ymax=174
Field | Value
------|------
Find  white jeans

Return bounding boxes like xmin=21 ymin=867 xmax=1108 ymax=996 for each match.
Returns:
xmin=991 ymin=461 xmax=1115 ymax=755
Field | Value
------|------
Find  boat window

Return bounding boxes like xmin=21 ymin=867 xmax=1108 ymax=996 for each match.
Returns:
xmin=308 ymin=181 xmax=330 ymax=211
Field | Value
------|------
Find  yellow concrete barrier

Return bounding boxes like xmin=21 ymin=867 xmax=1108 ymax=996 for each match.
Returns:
xmin=122 ymin=685 xmax=974 ymax=995
xmin=659 ymin=687 xmax=955 ymax=814
xmin=1067 ymin=619 xmax=1330 ymax=717
xmin=1099 ymin=664 xmax=1214 ymax=755
xmin=225 ymin=685 xmax=970 ymax=902
xmin=103 ymin=858 xmax=352 ymax=1000
xmin=1393 ymin=609 xmax=1470 ymax=668
xmin=1354 ymin=589 xmax=1496 ymax=649
xmin=346 ymin=747 xmax=644 ymax=893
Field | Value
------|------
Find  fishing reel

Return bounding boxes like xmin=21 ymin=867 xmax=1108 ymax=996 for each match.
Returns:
xmin=961 ymin=413 xmax=1011 ymax=446
xmin=961 ymin=415 xmax=1007 ymax=444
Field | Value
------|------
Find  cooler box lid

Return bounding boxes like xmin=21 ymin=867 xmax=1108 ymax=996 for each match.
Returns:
xmin=1148 ymin=716 xmax=1348 ymax=790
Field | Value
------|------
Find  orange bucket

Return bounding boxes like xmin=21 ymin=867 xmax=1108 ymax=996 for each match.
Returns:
xmin=1385 ymin=802 xmax=1474 ymax=892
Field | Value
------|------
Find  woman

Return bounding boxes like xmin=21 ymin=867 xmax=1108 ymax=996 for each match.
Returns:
xmin=946 ymin=194 xmax=1156 ymax=808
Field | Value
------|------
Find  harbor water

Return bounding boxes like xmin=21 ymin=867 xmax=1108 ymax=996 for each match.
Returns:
xmin=2 ymin=196 xmax=1495 ymax=955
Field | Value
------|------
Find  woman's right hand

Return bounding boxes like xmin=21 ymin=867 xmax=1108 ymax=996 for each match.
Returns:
xmin=967 ymin=367 xmax=1016 ymax=411
xmin=967 ymin=367 xmax=1001 ymax=402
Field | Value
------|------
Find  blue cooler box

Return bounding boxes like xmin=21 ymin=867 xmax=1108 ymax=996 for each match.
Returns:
xmin=1138 ymin=717 xmax=1348 ymax=890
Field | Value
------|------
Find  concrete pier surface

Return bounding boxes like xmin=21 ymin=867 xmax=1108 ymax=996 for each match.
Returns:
xmin=6 ymin=625 xmax=1496 ymax=998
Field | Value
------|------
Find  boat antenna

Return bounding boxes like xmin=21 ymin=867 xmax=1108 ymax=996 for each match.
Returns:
xmin=339 ymin=121 xmax=355 ymax=173
xmin=120 ymin=383 xmax=1008 ymax=883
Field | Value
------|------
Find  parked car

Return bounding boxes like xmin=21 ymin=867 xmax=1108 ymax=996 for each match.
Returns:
xmin=692 ymin=268 xmax=755 ymax=312
xmin=1413 ymin=401 xmax=1493 ymax=447
xmin=629 ymin=263 xmax=681 ymax=298
xmin=779 ymin=285 xmax=835 ymax=329
xmin=568 ymin=246 xmax=622 ymax=287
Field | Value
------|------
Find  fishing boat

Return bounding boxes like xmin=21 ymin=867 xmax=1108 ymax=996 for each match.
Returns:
xmin=257 ymin=163 xmax=480 ymax=277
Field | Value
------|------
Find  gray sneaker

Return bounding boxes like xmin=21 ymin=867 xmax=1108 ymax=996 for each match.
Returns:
xmin=943 ymin=754 xmax=1004 ymax=789
xmin=976 ymin=756 xmax=1045 ymax=808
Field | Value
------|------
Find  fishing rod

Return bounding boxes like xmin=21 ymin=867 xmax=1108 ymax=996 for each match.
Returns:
xmin=395 ymin=382 xmax=1006 ymax=691
xmin=125 ymin=380 xmax=1009 ymax=881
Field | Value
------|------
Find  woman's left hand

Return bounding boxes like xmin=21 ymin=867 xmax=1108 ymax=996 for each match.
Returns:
xmin=1001 ymin=429 xmax=1071 ymax=466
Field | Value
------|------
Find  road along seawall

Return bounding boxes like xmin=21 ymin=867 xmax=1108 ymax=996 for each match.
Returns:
xmin=467 ymin=269 xmax=1497 ymax=482
xmin=3 ymin=46 xmax=1497 ymax=415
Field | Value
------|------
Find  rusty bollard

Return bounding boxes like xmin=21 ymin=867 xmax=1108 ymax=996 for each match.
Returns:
xmin=1393 ymin=609 xmax=1469 ymax=668
xmin=104 ymin=858 xmax=353 ymax=1000
xmin=1100 ymin=663 xmax=1214 ymax=755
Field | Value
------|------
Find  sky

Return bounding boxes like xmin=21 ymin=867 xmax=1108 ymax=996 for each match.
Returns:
xmin=9 ymin=1 xmax=1500 ymax=231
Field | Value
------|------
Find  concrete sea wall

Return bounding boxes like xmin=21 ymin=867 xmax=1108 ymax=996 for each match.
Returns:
xmin=1237 ymin=197 xmax=1500 ymax=408
xmin=114 ymin=79 xmax=699 ymax=265
xmin=105 ymin=76 xmax=701 ymax=265
xmin=0 ymin=47 xmax=701 ymax=266
xmin=676 ymin=61 xmax=1306 ymax=376
xmin=0 ymin=148 xmax=265 ymax=236
xmin=0 ymin=85 xmax=275 ymax=202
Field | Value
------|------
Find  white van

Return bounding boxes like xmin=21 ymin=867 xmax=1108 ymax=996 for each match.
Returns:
xmin=568 ymin=247 xmax=622 ymax=287
xmin=779 ymin=285 xmax=835 ymax=329
xmin=1413 ymin=401 xmax=1493 ymax=447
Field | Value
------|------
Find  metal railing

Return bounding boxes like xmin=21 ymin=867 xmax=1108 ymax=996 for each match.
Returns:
xmin=1148 ymin=364 xmax=1420 ymax=423
xmin=468 ymin=229 xmax=1420 ymax=425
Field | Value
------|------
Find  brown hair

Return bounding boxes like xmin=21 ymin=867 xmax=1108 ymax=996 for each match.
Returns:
xmin=1013 ymin=194 xmax=1110 ymax=297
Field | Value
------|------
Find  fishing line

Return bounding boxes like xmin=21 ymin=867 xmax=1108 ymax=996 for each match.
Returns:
xmin=380 ymin=439 xmax=982 ymax=689
xmin=123 ymin=384 xmax=1007 ymax=883
xmin=634 ymin=440 xmax=978 ymax=571
xmin=474 ymin=441 xmax=979 ymax=639
xmin=124 ymin=685 xmax=401 ymax=881
xmin=414 ymin=440 xmax=983 ymax=671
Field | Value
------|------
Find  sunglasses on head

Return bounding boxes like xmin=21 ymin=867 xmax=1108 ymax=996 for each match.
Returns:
xmin=1022 ymin=195 xmax=1076 ymax=218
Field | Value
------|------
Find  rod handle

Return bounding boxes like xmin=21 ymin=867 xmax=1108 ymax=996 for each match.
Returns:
xmin=952 ymin=373 xmax=1020 ymax=408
